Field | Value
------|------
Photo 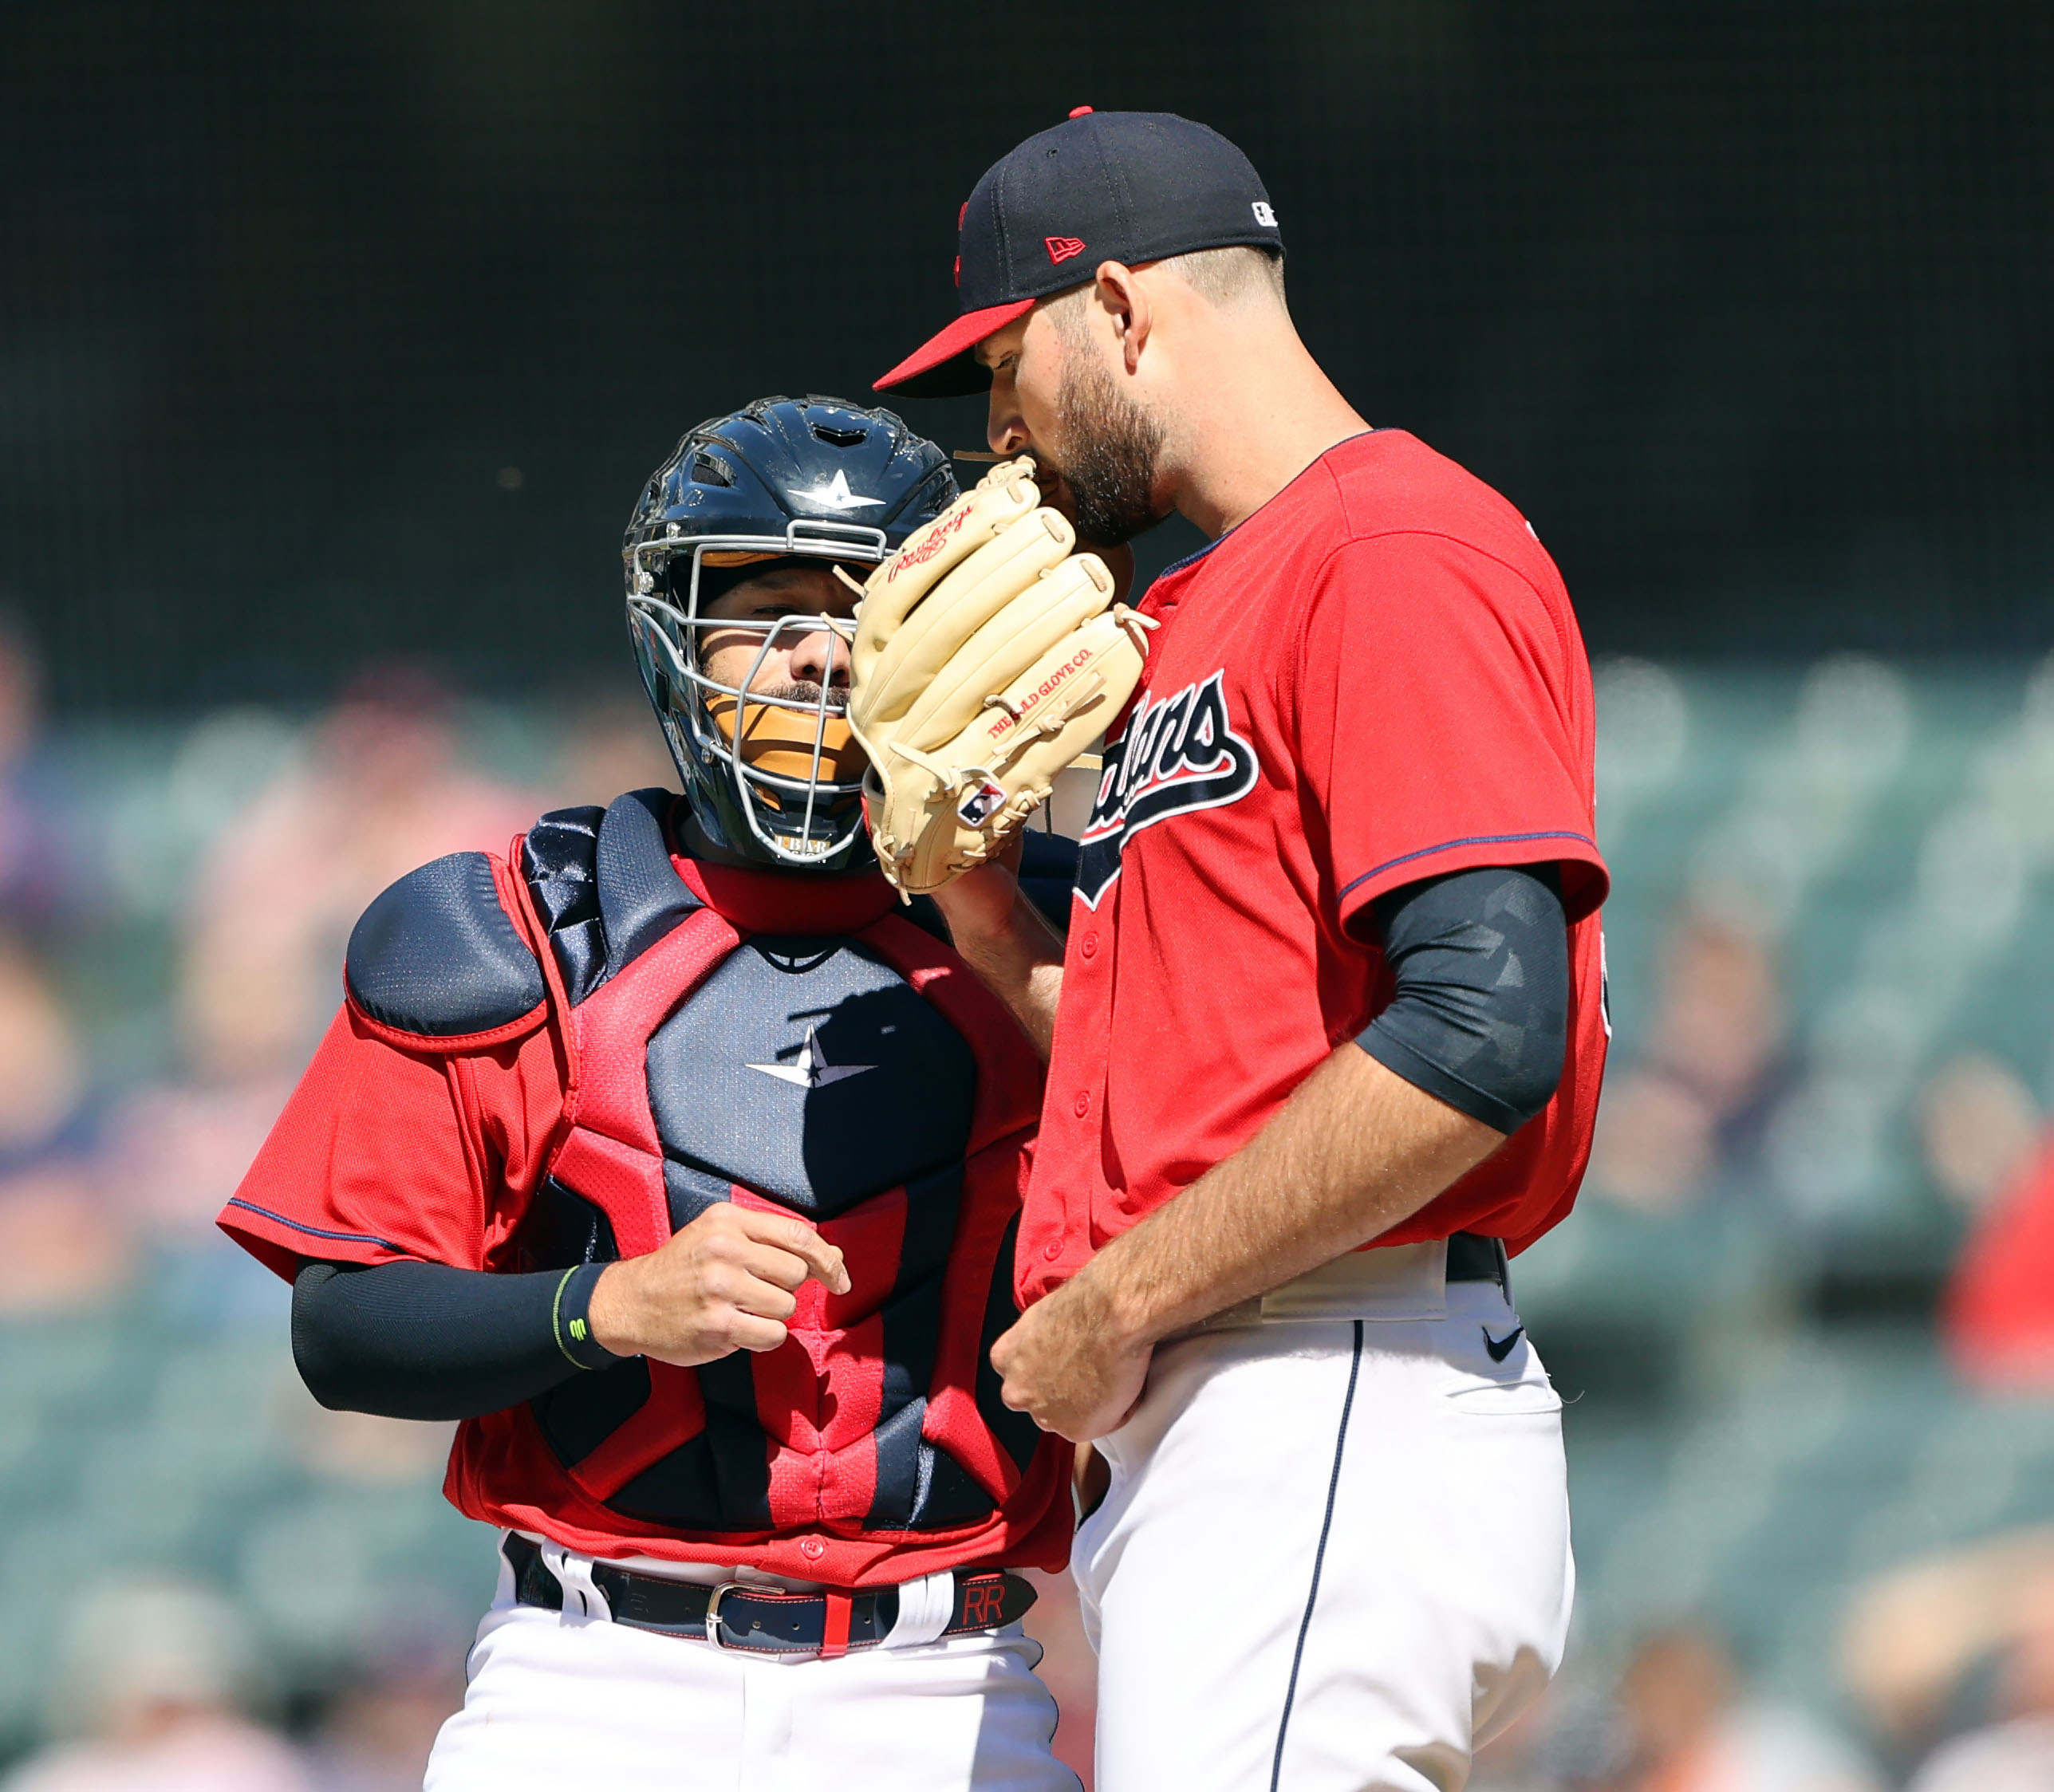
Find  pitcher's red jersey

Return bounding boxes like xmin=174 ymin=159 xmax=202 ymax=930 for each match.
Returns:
xmin=1019 ymin=431 xmax=1610 ymax=1305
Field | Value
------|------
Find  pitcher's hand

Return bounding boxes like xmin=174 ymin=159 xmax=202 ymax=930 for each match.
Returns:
xmin=991 ymin=1278 xmax=1149 ymax=1443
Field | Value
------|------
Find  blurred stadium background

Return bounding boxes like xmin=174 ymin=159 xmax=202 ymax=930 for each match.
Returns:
xmin=4 ymin=5 xmax=2054 ymax=1789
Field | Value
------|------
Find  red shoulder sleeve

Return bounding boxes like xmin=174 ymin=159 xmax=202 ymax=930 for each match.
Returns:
xmin=1292 ymin=532 xmax=1609 ymax=940
xmin=218 ymin=1000 xmax=569 ymax=1280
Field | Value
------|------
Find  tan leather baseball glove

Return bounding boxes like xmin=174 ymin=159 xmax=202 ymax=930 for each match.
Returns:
xmin=847 ymin=458 xmax=1155 ymax=896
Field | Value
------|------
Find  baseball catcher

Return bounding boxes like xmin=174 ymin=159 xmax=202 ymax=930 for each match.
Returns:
xmin=218 ymin=397 xmax=1085 ymax=1791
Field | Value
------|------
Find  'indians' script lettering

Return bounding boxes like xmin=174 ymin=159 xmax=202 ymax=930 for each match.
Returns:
xmin=1074 ymin=670 xmax=1258 ymax=908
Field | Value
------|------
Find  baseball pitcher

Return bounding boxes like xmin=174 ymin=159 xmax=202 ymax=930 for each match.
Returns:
xmin=868 ymin=112 xmax=1611 ymax=1791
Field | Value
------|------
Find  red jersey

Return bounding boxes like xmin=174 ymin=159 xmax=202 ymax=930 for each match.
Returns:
xmin=1019 ymin=431 xmax=1610 ymax=1304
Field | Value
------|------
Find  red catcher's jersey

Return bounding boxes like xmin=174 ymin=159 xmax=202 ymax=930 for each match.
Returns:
xmin=222 ymin=800 xmax=1070 ymax=1588
xmin=1019 ymin=431 xmax=1611 ymax=1306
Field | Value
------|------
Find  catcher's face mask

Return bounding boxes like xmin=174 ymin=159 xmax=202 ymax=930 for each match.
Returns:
xmin=628 ymin=524 xmax=881 ymax=868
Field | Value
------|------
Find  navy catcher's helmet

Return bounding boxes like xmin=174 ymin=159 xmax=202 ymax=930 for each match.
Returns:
xmin=624 ymin=396 xmax=956 ymax=871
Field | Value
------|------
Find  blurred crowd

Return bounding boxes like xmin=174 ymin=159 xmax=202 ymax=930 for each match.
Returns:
xmin=0 ymin=623 xmax=672 ymax=1302
xmin=1586 ymin=874 xmax=2054 ymax=1380
xmin=0 ymin=619 xmax=672 ymax=1784
xmin=1583 ymin=653 xmax=2054 ymax=1388
xmin=7 ymin=627 xmax=2054 ymax=1788
xmin=1472 ymin=1534 xmax=2054 ymax=1792
xmin=2 ymin=1576 xmax=463 ymax=1792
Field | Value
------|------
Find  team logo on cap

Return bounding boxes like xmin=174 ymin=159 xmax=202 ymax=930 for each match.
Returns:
xmin=1044 ymin=236 xmax=1087 ymax=266
xmin=1075 ymin=670 xmax=1258 ymax=908
xmin=1252 ymin=202 xmax=1277 ymax=226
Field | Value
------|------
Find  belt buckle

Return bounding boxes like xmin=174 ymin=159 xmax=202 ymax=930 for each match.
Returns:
xmin=701 ymin=1581 xmax=749 ymax=1652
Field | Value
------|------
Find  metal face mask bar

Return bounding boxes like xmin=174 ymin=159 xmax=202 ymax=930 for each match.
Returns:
xmin=626 ymin=519 xmax=885 ymax=867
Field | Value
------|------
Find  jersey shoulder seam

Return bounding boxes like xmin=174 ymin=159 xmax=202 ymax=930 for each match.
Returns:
xmin=1336 ymin=829 xmax=1602 ymax=908
xmin=222 ymin=1196 xmax=403 ymax=1254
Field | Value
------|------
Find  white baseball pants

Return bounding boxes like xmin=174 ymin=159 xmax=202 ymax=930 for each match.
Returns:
xmin=425 ymin=1548 xmax=1078 ymax=1792
xmin=1074 ymin=1246 xmax=1574 ymax=1792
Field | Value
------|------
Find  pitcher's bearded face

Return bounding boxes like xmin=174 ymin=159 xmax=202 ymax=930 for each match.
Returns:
xmin=1043 ymin=348 xmax=1167 ymax=550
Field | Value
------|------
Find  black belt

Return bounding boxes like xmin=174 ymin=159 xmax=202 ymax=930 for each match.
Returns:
xmin=502 ymin=1534 xmax=1036 ymax=1657
xmin=1446 ymin=1231 xmax=1510 ymax=1287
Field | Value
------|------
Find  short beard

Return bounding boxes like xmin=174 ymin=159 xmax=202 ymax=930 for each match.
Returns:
xmin=1047 ymin=349 xmax=1165 ymax=549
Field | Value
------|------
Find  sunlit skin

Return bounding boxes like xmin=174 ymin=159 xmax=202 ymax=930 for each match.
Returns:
xmin=978 ymin=305 xmax=1097 ymax=523
xmin=932 ymin=259 xmax=1505 ymax=1443
xmin=696 ymin=562 xmax=855 ymax=699
xmin=675 ymin=561 xmax=858 ymax=873
xmin=587 ymin=561 xmax=861 ymax=1365
xmin=976 ymin=257 xmax=1369 ymax=539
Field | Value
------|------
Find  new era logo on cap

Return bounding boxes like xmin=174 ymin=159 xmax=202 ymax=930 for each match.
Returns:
xmin=874 ymin=109 xmax=1286 ymax=396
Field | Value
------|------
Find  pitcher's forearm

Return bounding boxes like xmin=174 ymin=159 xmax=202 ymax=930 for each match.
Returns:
xmin=931 ymin=872 xmax=1066 ymax=1057
xmin=1078 ymin=1044 xmax=1505 ymax=1347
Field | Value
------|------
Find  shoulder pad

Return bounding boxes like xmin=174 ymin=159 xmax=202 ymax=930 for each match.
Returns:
xmin=517 ymin=791 xmax=700 ymax=1006
xmin=523 ymin=805 xmax=604 ymax=936
xmin=522 ymin=805 xmax=606 ymax=1004
xmin=593 ymin=789 xmax=700 ymax=971
xmin=346 ymin=851 xmax=546 ymax=1040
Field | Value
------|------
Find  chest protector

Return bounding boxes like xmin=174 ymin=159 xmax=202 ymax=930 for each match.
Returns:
xmin=443 ymin=790 xmax=1063 ymax=1585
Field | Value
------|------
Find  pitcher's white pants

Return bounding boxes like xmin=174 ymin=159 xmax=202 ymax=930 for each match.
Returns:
xmin=426 ymin=1549 xmax=1078 ymax=1792
xmin=1074 ymin=1270 xmax=1573 ymax=1792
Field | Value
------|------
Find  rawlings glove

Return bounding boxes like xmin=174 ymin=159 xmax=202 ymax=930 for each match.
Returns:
xmin=847 ymin=458 xmax=1154 ymax=896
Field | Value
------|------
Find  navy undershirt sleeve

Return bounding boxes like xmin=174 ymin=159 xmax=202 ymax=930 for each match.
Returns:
xmin=1355 ymin=864 xmax=1569 ymax=1136
xmin=291 ymin=1258 xmax=625 ymax=1422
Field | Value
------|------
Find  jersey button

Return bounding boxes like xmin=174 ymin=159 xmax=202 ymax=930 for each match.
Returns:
xmin=1042 ymin=1239 xmax=1063 ymax=1262
xmin=799 ymin=1537 xmax=826 ymax=1561
xmin=1080 ymin=933 xmax=1099 ymax=959
xmin=1073 ymin=1093 xmax=1090 ymax=1117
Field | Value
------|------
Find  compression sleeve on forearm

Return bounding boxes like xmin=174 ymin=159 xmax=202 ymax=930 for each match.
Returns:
xmin=290 ymin=1258 xmax=625 ymax=1422
xmin=1355 ymin=864 xmax=1570 ymax=1136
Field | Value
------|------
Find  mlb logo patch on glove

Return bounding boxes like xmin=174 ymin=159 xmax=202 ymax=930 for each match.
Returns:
xmin=956 ymin=778 xmax=1010 ymax=830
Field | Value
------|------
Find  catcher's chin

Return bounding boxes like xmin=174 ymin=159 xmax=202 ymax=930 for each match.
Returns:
xmin=707 ymin=694 xmax=868 ymax=785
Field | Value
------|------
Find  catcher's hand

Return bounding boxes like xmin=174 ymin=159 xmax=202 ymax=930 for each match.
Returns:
xmin=847 ymin=458 xmax=1154 ymax=896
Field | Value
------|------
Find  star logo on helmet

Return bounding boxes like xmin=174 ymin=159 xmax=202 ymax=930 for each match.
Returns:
xmin=793 ymin=470 xmax=885 ymax=511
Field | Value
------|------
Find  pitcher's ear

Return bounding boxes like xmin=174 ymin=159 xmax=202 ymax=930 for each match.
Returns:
xmin=1092 ymin=261 xmax=1152 ymax=374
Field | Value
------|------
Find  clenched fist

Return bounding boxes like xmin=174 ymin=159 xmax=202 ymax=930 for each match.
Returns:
xmin=586 ymin=1203 xmax=850 ymax=1366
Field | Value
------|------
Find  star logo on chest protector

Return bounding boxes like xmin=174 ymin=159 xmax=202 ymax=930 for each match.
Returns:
xmin=747 ymin=1023 xmax=877 ymax=1088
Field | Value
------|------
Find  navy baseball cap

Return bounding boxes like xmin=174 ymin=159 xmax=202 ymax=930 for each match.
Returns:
xmin=874 ymin=108 xmax=1284 ymax=397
